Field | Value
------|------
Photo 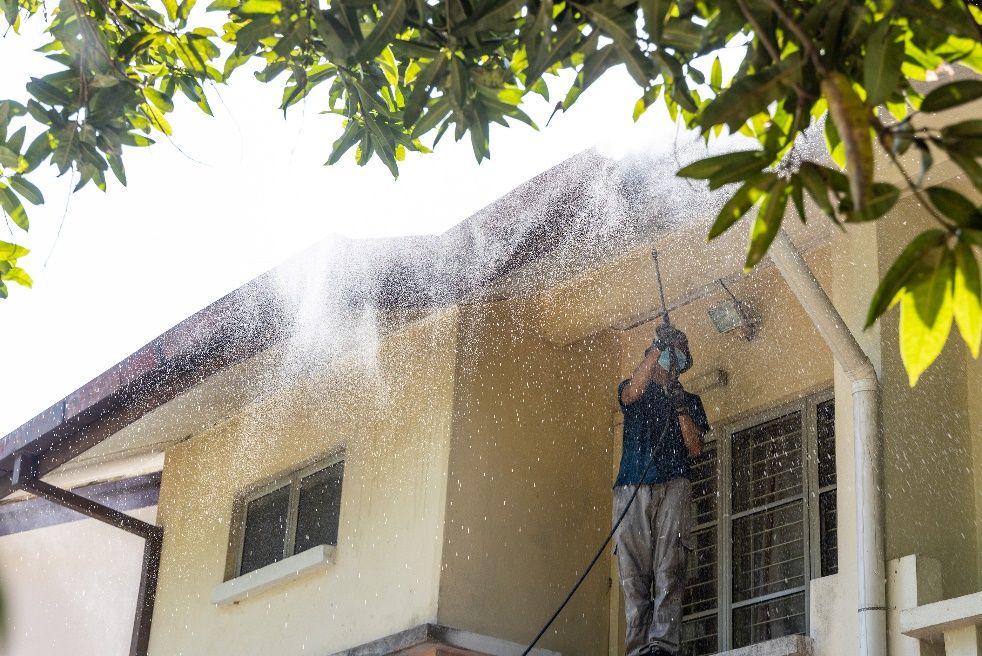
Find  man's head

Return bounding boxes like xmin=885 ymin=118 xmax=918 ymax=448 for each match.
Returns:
xmin=647 ymin=323 xmax=693 ymax=382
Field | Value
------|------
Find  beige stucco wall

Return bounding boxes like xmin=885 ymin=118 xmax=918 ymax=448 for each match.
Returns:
xmin=969 ymin=347 xmax=982 ymax=586
xmin=437 ymin=300 xmax=620 ymax=656
xmin=0 ymin=506 xmax=156 ymax=656
xmin=874 ymin=197 xmax=980 ymax=599
xmin=148 ymin=309 xmax=459 ymax=656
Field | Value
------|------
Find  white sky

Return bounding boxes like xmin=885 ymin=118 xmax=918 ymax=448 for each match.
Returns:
xmin=0 ymin=20 xmax=698 ymax=436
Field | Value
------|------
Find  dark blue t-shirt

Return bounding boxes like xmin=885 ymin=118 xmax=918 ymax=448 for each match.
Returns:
xmin=615 ymin=379 xmax=710 ymax=487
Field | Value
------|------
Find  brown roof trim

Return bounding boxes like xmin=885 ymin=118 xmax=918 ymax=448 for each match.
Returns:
xmin=0 ymin=471 xmax=161 ymax=535
xmin=0 ymin=269 xmax=289 ymax=499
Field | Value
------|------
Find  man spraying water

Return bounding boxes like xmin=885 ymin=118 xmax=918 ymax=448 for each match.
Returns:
xmin=519 ymin=252 xmax=709 ymax=656
xmin=615 ymin=321 xmax=710 ymax=656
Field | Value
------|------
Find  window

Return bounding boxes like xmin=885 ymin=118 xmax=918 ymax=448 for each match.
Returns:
xmin=681 ymin=392 xmax=837 ymax=655
xmin=231 ymin=456 xmax=344 ymax=578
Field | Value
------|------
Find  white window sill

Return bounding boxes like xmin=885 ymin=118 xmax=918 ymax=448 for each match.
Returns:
xmin=715 ymin=634 xmax=813 ymax=656
xmin=211 ymin=544 xmax=335 ymax=606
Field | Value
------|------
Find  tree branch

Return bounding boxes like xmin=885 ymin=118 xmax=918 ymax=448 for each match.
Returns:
xmin=734 ymin=0 xmax=810 ymax=101
xmin=884 ymin=145 xmax=955 ymax=230
xmin=734 ymin=0 xmax=780 ymax=64
xmin=761 ymin=0 xmax=827 ymax=75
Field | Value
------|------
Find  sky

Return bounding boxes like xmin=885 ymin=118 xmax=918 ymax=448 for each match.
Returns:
xmin=0 ymin=19 xmax=694 ymax=436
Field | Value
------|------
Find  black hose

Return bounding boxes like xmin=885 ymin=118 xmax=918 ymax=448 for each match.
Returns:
xmin=520 ymin=414 xmax=675 ymax=656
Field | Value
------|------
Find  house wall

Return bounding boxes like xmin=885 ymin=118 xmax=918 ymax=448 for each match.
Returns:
xmin=874 ymin=196 xmax=980 ymax=599
xmin=437 ymin=300 xmax=620 ymax=656
xmin=969 ymin=347 xmax=982 ymax=586
xmin=0 ymin=506 xmax=156 ymax=656
xmin=148 ymin=309 xmax=459 ymax=656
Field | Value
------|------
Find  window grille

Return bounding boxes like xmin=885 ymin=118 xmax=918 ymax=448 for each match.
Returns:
xmin=232 ymin=456 xmax=344 ymax=578
xmin=681 ymin=391 xmax=836 ymax=655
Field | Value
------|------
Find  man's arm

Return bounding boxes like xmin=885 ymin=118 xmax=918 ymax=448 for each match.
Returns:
xmin=620 ymin=346 xmax=661 ymax=406
xmin=678 ymin=413 xmax=704 ymax=458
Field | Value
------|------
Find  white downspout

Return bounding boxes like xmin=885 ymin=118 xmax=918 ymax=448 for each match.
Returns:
xmin=768 ymin=229 xmax=886 ymax=656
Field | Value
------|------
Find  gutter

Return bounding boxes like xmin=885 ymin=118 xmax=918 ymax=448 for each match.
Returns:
xmin=769 ymin=229 xmax=886 ymax=656
xmin=8 ymin=454 xmax=162 ymax=656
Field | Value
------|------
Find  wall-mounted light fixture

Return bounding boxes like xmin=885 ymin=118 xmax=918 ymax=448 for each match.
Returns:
xmin=686 ymin=368 xmax=729 ymax=395
xmin=708 ymin=280 xmax=759 ymax=340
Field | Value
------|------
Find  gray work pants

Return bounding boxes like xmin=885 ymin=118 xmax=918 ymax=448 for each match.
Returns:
xmin=613 ymin=477 xmax=693 ymax=656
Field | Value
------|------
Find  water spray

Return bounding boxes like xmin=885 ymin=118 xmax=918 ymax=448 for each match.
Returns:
xmin=520 ymin=247 xmax=683 ymax=655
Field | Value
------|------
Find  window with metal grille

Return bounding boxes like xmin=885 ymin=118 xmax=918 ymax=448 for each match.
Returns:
xmin=681 ymin=392 xmax=836 ymax=655
xmin=232 ymin=456 xmax=344 ymax=578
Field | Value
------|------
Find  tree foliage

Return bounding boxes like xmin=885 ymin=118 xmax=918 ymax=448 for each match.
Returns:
xmin=0 ymin=0 xmax=980 ymax=382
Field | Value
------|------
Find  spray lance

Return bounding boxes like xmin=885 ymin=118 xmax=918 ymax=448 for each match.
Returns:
xmin=519 ymin=247 xmax=690 ymax=655
xmin=650 ymin=248 xmax=693 ymax=393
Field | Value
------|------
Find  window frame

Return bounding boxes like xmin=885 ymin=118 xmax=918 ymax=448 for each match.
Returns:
xmin=684 ymin=389 xmax=835 ymax=654
xmin=227 ymin=450 xmax=345 ymax=581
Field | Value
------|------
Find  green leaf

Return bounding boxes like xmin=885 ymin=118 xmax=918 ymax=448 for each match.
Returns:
xmin=162 ymin=0 xmax=177 ymax=22
xmin=710 ymin=56 xmax=722 ymax=91
xmin=0 ymin=184 xmax=28 ymax=230
xmin=798 ymin=161 xmax=837 ymax=222
xmin=745 ymin=177 xmax=790 ymax=270
xmin=144 ymin=88 xmax=175 ymax=113
xmin=0 ymin=240 xmax=28 ymax=260
xmin=661 ymin=17 xmax=702 ymax=51
xmin=946 ymin=147 xmax=982 ymax=192
xmin=941 ymin=119 xmax=982 ymax=141
xmin=107 ymin=151 xmax=127 ymax=185
xmin=403 ymin=57 xmax=447 ymax=128
xmin=953 ymin=239 xmax=982 ymax=357
xmin=926 ymin=186 xmax=982 ymax=228
xmin=676 ymin=150 xmax=766 ymax=182
xmin=822 ymin=72 xmax=874 ymax=211
xmin=9 ymin=176 xmax=43 ymax=204
xmin=354 ymin=0 xmax=407 ymax=62
xmin=844 ymin=182 xmax=900 ymax=222
xmin=458 ymin=0 xmax=524 ymax=32
xmin=707 ymin=173 xmax=774 ymax=240
xmin=0 ymin=145 xmax=20 ymax=169
xmin=921 ymin=80 xmax=982 ymax=113
xmin=699 ymin=56 xmax=801 ymax=132
xmin=900 ymin=247 xmax=955 ymax=385
xmin=865 ymin=229 xmax=947 ymax=328
xmin=239 ymin=0 xmax=280 ymax=13
xmin=26 ymin=77 xmax=73 ymax=106
xmin=117 ymin=32 xmax=159 ymax=60
xmin=824 ymin=115 xmax=846 ymax=168
xmin=864 ymin=22 xmax=904 ymax=108
xmin=412 ymin=97 xmax=451 ymax=139
xmin=6 ymin=126 xmax=26 ymax=153
xmin=791 ymin=177 xmax=805 ymax=224
xmin=579 ymin=4 xmax=637 ymax=55
xmin=2 ymin=265 xmax=31 ymax=288
xmin=141 ymin=103 xmax=173 ymax=135
xmin=639 ymin=0 xmax=670 ymax=39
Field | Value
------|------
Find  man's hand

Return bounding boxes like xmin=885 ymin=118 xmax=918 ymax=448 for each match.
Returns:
xmin=621 ymin=341 xmax=663 ymax=406
xmin=670 ymin=383 xmax=704 ymax=458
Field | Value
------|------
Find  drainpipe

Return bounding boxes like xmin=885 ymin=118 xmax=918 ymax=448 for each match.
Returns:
xmin=768 ymin=229 xmax=886 ymax=656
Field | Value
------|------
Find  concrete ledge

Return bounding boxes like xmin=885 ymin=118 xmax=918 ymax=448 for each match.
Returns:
xmin=714 ymin=634 xmax=814 ymax=656
xmin=326 ymin=623 xmax=560 ymax=656
xmin=210 ymin=544 xmax=334 ymax=605
xmin=900 ymin=591 xmax=982 ymax=640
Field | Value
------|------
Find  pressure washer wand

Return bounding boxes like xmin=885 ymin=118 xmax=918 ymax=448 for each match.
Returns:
xmin=651 ymin=247 xmax=671 ymax=328
xmin=651 ymin=247 xmax=681 ymax=384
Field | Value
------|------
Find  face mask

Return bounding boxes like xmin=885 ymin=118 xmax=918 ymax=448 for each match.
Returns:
xmin=658 ymin=348 xmax=688 ymax=372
